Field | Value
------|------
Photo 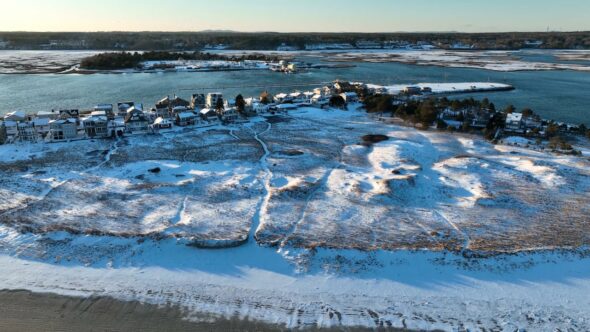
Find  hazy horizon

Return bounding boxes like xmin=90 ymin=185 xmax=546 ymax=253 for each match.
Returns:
xmin=1 ymin=0 xmax=589 ymax=33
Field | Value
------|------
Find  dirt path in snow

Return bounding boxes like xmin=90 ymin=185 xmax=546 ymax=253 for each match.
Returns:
xmin=248 ymin=122 xmax=273 ymax=243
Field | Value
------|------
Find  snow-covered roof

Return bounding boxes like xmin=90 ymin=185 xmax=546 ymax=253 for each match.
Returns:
xmin=37 ymin=110 xmax=57 ymax=116
xmin=4 ymin=111 xmax=26 ymax=121
xmin=172 ymin=106 xmax=188 ymax=112
xmin=200 ymin=108 xmax=216 ymax=115
xmin=506 ymin=113 xmax=523 ymax=122
xmin=91 ymin=110 xmax=107 ymax=117
xmin=94 ymin=104 xmax=113 ymax=110
xmin=32 ymin=118 xmax=50 ymax=126
xmin=154 ymin=117 xmax=172 ymax=125
xmin=50 ymin=118 xmax=76 ymax=125
xmin=177 ymin=112 xmax=195 ymax=119
xmin=83 ymin=116 xmax=107 ymax=122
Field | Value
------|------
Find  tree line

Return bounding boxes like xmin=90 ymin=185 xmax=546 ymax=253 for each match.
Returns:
xmin=1 ymin=31 xmax=590 ymax=50
xmin=80 ymin=51 xmax=280 ymax=70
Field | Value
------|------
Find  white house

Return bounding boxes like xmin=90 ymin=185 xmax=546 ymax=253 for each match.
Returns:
xmin=176 ymin=112 xmax=197 ymax=126
xmin=32 ymin=118 xmax=51 ymax=137
xmin=505 ymin=113 xmax=524 ymax=132
xmin=3 ymin=120 xmax=18 ymax=137
xmin=108 ymin=119 xmax=126 ymax=137
xmin=206 ymin=93 xmax=223 ymax=109
xmin=49 ymin=119 xmax=78 ymax=141
xmin=221 ymin=108 xmax=239 ymax=123
xmin=94 ymin=104 xmax=115 ymax=119
xmin=37 ymin=110 xmax=59 ymax=120
xmin=83 ymin=116 xmax=109 ymax=138
xmin=117 ymin=102 xmax=135 ymax=117
xmin=124 ymin=107 xmax=149 ymax=134
xmin=152 ymin=117 xmax=173 ymax=130
xmin=17 ymin=122 xmax=37 ymax=142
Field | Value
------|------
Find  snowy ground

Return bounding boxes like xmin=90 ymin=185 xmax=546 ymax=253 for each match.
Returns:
xmin=0 ymin=50 xmax=102 ymax=73
xmin=1 ymin=107 xmax=590 ymax=330
xmin=327 ymin=49 xmax=590 ymax=72
xmin=366 ymin=82 xmax=513 ymax=95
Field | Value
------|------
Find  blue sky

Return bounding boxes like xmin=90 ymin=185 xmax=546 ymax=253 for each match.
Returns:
xmin=1 ymin=0 xmax=589 ymax=32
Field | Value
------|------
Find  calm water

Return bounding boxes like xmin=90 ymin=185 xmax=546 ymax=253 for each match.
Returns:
xmin=1 ymin=59 xmax=589 ymax=125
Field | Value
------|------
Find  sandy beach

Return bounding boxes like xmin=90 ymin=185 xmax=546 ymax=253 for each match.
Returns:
xmin=0 ymin=290 xmax=422 ymax=332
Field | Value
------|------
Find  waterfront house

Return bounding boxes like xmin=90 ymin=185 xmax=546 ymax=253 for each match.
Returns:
xmin=37 ymin=110 xmax=59 ymax=120
xmin=172 ymin=106 xmax=190 ymax=116
xmin=108 ymin=119 xmax=126 ymax=137
xmin=32 ymin=118 xmax=51 ymax=137
xmin=124 ymin=107 xmax=149 ymax=134
xmin=83 ymin=116 xmax=109 ymax=138
xmin=221 ymin=108 xmax=239 ymax=123
xmin=199 ymin=108 xmax=219 ymax=122
xmin=94 ymin=104 xmax=115 ymax=119
xmin=3 ymin=120 xmax=18 ymax=137
xmin=117 ymin=102 xmax=135 ymax=117
xmin=49 ymin=119 xmax=78 ymax=141
xmin=190 ymin=94 xmax=206 ymax=110
xmin=439 ymin=108 xmax=463 ymax=120
xmin=17 ymin=122 xmax=37 ymax=142
xmin=170 ymin=96 xmax=190 ymax=109
xmin=176 ymin=112 xmax=197 ymax=126
xmin=156 ymin=95 xmax=191 ymax=117
xmin=505 ymin=113 xmax=524 ymax=132
xmin=152 ymin=117 xmax=173 ymax=130
xmin=206 ymin=93 xmax=223 ymax=109
xmin=4 ymin=111 xmax=26 ymax=122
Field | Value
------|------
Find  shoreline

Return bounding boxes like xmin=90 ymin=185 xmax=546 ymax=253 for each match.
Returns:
xmin=0 ymin=290 xmax=419 ymax=332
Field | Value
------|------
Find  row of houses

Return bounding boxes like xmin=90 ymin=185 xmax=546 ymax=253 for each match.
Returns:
xmin=0 ymin=87 xmax=361 ymax=145
xmin=438 ymin=106 xmax=552 ymax=137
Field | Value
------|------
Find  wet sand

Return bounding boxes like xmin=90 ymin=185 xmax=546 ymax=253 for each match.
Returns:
xmin=0 ymin=290 xmax=423 ymax=332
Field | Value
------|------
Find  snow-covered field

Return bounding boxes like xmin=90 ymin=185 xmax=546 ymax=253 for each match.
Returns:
xmin=367 ymin=82 xmax=513 ymax=95
xmin=328 ymin=49 xmax=590 ymax=72
xmin=1 ymin=107 xmax=590 ymax=330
